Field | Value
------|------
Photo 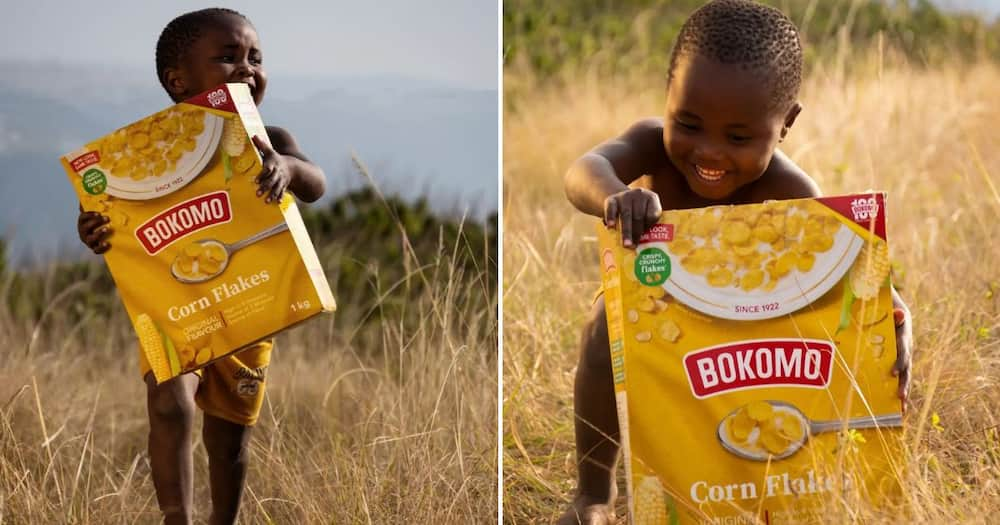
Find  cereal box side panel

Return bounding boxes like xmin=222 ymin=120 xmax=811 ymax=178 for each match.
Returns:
xmin=224 ymin=82 xmax=335 ymax=312
xmin=281 ymin=198 xmax=336 ymax=311
xmin=596 ymin=223 xmax=638 ymax=522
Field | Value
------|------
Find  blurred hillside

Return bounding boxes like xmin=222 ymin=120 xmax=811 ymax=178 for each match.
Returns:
xmin=0 ymin=67 xmax=498 ymax=261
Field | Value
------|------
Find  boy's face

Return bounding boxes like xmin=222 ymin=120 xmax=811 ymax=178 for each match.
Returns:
xmin=663 ymin=54 xmax=800 ymax=201
xmin=165 ymin=15 xmax=267 ymax=105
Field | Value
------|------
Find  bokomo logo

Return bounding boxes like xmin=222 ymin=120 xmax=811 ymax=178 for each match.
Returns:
xmin=683 ymin=339 xmax=835 ymax=398
xmin=135 ymin=191 xmax=232 ymax=255
xmin=850 ymin=196 xmax=879 ymax=222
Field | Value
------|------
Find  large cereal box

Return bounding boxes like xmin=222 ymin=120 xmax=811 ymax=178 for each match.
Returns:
xmin=60 ymin=83 xmax=335 ymax=384
xmin=597 ymin=193 xmax=902 ymax=524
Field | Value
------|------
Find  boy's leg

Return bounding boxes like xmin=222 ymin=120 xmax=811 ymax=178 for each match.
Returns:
xmin=202 ymin=414 xmax=253 ymax=525
xmin=194 ymin=341 xmax=270 ymax=524
xmin=558 ymin=297 xmax=619 ymax=525
xmin=145 ymin=373 xmax=200 ymax=525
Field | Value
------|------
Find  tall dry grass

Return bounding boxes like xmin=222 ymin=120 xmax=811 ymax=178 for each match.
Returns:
xmin=0 ymin=211 xmax=497 ymax=523
xmin=502 ymin=51 xmax=1000 ymax=523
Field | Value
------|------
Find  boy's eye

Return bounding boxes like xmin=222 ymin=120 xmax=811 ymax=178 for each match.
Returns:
xmin=675 ymin=120 xmax=699 ymax=131
xmin=729 ymin=135 xmax=751 ymax=144
xmin=216 ymin=55 xmax=235 ymax=63
xmin=250 ymin=56 xmax=263 ymax=66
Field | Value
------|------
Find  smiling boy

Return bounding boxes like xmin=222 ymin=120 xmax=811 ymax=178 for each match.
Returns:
xmin=76 ymin=8 xmax=325 ymax=525
xmin=558 ymin=1 xmax=913 ymax=523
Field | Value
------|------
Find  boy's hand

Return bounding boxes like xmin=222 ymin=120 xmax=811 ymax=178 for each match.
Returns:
xmin=78 ymin=210 xmax=112 ymax=254
xmin=892 ymin=307 xmax=912 ymax=407
xmin=604 ymin=188 xmax=661 ymax=248
xmin=252 ymin=135 xmax=292 ymax=204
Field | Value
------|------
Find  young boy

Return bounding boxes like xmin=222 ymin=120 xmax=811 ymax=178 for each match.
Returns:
xmin=558 ymin=1 xmax=913 ymax=524
xmin=76 ymin=8 xmax=326 ymax=525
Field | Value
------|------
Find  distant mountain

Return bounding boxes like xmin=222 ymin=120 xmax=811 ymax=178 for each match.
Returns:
xmin=0 ymin=61 xmax=498 ymax=262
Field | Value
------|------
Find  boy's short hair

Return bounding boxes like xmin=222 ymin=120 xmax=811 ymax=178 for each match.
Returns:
xmin=155 ymin=8 xmax=252 ymax=97
xmin=667 ymin=0 xmax=802 ymax=110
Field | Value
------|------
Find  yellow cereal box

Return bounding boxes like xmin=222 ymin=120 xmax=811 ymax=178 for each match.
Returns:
xmin=597 ymin=193 xmax=902 ymax=524
xmin=60 ymin=83 xmax=335 ymax=383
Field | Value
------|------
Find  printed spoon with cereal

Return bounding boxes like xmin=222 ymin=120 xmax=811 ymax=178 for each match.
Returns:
xmin=171 ymin=222 xmax=289 ymax=283
xmin=716 ymin=400 xmax=903 ymax=461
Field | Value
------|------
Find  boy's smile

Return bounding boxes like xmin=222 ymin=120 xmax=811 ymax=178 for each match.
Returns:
xmin=663 ymin=54 xmax=800 ymax=200
xmin=167 ymin=15 xmax=267 ymax=105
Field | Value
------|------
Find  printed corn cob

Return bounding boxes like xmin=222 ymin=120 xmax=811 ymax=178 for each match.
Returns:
xmin=850 ymin=239 xmax=890 ymax=300
xmin=136 ymin=314 xmax=178 ymax=383
xmin=221 ymin=116 xmax=246 ymax=156
xmin=634 ymin=475 xmax=668 ymax=525
xmin=221 ymin=116 xmax=257 ymax=182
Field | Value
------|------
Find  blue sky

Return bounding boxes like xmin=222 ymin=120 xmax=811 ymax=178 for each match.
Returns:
xmin=0 ymin=0 xmax=498 ymax=90
xmin=937 ymin=0 xmax=1000 ymax=18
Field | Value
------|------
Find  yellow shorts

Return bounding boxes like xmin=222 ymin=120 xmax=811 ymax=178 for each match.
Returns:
xmin=139 ymin=340 xmax=273 ymax=426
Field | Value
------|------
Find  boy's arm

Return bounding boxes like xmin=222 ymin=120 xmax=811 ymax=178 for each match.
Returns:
xmin=251 ymin=125 xmax=326 ymax=203
xmin=565 ymin=118 xmax=667 ymax=246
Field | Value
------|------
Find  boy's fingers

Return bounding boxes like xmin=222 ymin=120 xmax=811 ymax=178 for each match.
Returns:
xmin=896 ymin=367 xmax=910 ymax=402
xmin=892 ymin=340 xmax=910 ymax=401
xmin=260 ymin=173 xmax=284 ymax=202
xmin=645 ymin=196 xmax=662 ymax=225
xmin=93 ymin=242 xmax=110 ymax=255
xmin=893 ymin=308 xmax=906 ymax=327
xmin=256 ymin=166 xmax=276 ymax=196
xmin=620 ymin=206 xmax=633 ymax=247
xmin=252 ymin=135 xmax=275 ymax=155
xmin=86 ymin=226 xmax=112 ymax=245
xmin=604 ymin=199 xmax=618 ymax=227
xmin=267 ymin=176 xmax=286 ymax=203
xmin=255 ymin=163 xmax=275 ymax=184
xmin=79 ymin=214 xmax=105 ymax=230
xmin=632 ymin=201 xmax=645 ymax=245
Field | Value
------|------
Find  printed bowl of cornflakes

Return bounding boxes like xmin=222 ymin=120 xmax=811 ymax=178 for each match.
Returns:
xmin=84 ymin=105 xmax=224 ymax=200
xmin=717 ymin=400 xmax=808 ymax=461
xmin=643 ymin=201 xmax=864 ymax=320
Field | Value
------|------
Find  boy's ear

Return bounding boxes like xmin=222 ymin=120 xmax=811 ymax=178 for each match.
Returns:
xmin=781 ymin=102 xmax=803 ymax=139
xmin=163 ymin=67 xmax=188 ymax=99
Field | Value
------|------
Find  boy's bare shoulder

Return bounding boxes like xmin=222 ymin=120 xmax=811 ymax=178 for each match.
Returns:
xmin=747 ymin=149 xmax=822 ymax=202
xmin=592 ymin=117 xmax=670 ymax=179
xmin=613 ymin=117 xmax=666 ymax=157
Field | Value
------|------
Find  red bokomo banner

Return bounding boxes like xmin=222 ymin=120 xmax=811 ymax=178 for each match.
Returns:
xmin=683 ymin=339 xmax=835 ymax=398
xmin=135 ymin=191 xmax=232 ymax=255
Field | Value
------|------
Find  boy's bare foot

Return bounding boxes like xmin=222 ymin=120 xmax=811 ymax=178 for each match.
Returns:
xmin=556 ymin=496 xmax=615 ymax=525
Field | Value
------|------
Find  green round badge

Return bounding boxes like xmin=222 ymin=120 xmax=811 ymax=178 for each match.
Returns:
xmin=634 ymin=247 xmax=670 ymax=286
xmin=82 ymin=169 xmax=107 ymax=195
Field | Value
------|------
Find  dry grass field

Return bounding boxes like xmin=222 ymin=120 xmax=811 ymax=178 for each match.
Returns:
xmin=503 ymin=44 xmax=1000 ymax=524
xmin=0 ymin=211 xmax=497 ymax=523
